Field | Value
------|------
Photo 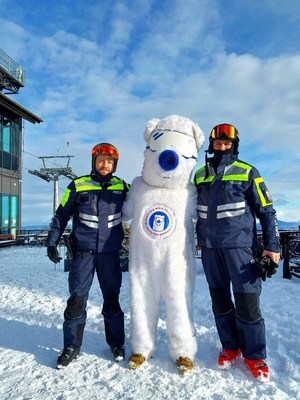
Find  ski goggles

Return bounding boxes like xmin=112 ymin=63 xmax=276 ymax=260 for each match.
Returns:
xmin=91 ymin=143 xmax=119 ymax=159
xmin=210 ymin=124 xmax=238 ymax=140
xmin=147 ymin=130 xmax=198 ymax=159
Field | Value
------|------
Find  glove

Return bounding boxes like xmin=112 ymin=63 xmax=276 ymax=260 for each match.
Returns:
xmin=256 ymin=256 xmax=278 ymax=281
xmin=47 ymin=246 xmax=62 ymax=263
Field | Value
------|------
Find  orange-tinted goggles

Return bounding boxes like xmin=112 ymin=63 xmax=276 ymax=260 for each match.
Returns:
xmin=91 ymin=144 xmax=119 ymax=159
xmin=211 ymin=124 xmax=238 ymax=140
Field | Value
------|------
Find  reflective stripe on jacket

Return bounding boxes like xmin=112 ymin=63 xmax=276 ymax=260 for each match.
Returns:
xmin=47 ymin=175 xmax=129 ymax=253
xmin=194 ymin=155 xmax=280 ymax=251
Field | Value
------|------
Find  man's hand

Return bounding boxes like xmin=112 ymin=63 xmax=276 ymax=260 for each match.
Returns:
xmin=256 ymin=255 xmax=278 ymax=281
xmin=47 ymin=246 xmax=62 ymax=263
xmin=261 ymin=250 xmax=281 ymax=265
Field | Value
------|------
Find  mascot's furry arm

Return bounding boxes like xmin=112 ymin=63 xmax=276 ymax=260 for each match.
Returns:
xmin=122 ymin=178 xmax=139 ymax=221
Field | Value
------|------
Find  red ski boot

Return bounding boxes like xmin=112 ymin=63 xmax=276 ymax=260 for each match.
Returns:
xmin=217 ymin=349 xmax=241 ymax=370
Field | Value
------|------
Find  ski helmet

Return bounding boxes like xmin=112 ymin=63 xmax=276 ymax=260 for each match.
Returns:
xmin=208 ymin=123 xmax=240 ymax=154
xmin=91 ymin=142 xmax=119 ymax=173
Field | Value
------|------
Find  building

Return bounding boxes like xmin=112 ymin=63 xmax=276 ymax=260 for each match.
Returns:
xmin=0 ymin=48 xmax=42 ymax=238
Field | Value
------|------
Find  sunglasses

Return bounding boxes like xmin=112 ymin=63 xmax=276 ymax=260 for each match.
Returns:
xmin=148 ymin=130 xmax=198 ymax=159
xmin=211 ymin=124 xmax=238 ymax=140
xmin=91 ymin=144 xmax=119 ymax=159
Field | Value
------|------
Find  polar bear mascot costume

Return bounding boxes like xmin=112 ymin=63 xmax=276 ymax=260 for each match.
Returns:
xmin=122 ymin=114 xmax=205 ymax=373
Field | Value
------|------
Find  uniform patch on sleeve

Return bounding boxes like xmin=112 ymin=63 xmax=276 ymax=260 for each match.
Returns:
xmin=260 ymin=184 xmax=273 ymax=203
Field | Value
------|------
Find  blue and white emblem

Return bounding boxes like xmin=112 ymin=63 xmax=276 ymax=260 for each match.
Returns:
xmin=143 ymin=205 xmax=176 ymax=239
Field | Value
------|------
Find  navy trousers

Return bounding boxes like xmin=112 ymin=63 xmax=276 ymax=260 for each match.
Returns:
xmin=201 ymin=247 xmax=266 ymax=360
xmin=63 ymin=251 xmax=124 ymax=349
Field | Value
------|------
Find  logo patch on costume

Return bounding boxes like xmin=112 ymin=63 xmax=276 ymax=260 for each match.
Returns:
xmin=143 ymin=205 xmax=176 ymax=239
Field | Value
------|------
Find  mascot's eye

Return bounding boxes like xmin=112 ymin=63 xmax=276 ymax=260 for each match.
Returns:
xmin=153 ymin=132 xmax=164 ymax=140
xmin=149 ymin=130 xmax=197 ymax=158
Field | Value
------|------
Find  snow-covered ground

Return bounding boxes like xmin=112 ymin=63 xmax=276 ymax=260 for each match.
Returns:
xmin=0 ymin=246 xmax=299 ymax=400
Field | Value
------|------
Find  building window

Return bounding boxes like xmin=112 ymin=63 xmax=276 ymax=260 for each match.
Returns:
xmin=0 ymin=118 xmax=20 ymax=171
xmin=0 ymin=194 xmax=19 ymax=234
xmin=3 ymin=123 xmax=10 ymax=152
xmin=11 ymin=122 xmax=20 ymax=156
xmin=11 ymin=195 xmax=18 ymax=227
xmin=1 ymin=194 xmax=10 ymax=233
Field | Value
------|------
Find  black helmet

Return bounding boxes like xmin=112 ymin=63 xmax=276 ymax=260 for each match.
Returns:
xmin=91 ymin=142 xmax=119 ymax=173
xmin=208 ymin=123 xmax=239 ymax=154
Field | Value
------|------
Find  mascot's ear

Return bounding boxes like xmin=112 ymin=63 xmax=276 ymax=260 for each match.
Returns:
xmin=192 ymin=123 xmax=205 ymax=151
xmin=144 ymin=118 xmax=161 ymax=144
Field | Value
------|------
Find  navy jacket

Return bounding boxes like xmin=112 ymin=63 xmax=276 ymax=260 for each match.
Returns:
xmin=47 ymin=173 xmax=129 ymax=253
xmin=194 ymin=154 xmax=280 ymax=252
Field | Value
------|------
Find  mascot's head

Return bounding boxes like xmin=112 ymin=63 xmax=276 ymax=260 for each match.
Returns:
xmin=142 ymin=114 xmax=205 ymax=188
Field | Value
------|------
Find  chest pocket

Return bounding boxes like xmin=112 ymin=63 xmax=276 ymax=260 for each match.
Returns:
xmin=76 ymin=192 xmax=98 ymax=215
xmin=79 ymin=194 xmax=89 ymax=204
xmin=197 ymin=183 xmax=211 ymax=204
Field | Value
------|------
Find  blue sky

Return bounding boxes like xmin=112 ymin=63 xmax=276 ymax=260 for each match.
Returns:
xmin=1 ymin=0 xmax=300 ymax=225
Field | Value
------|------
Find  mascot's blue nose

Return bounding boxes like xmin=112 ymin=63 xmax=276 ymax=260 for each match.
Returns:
xmin=159 ymin=150 xmax=179 ymax=171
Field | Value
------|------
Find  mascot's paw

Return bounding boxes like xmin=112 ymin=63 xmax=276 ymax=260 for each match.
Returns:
xmin=176 ymin=357 xmax=194 ymax=374
xmin=127 ymin=353 xmax=146 ymax=369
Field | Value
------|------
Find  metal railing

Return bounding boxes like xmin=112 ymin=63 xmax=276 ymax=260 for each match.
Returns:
xmin=283 ymin=238 xmax=300 ymax=279
xmin=0 ymin=48 xmax=25 ymax=84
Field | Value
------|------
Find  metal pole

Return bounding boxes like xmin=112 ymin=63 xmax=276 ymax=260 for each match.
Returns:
xmin=53 ymin=174 xmax=59 ymax=216
xmin=28 ymin=155 xmax=77 ymax=218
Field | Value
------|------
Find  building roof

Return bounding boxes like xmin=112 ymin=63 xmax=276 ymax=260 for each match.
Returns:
xmin=0 ymin=91 xmax=43 ymax=124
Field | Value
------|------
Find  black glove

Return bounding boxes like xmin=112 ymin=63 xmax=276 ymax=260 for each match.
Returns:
xmin=256 ymin=256 xmax=278 ymax=281
xmin=47 ymin=246 xmax=62 ymax=263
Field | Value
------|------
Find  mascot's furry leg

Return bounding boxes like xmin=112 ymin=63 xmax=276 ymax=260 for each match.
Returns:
xmin=164 ymin=251 xmax=198 ymax=363
xmin=129 ymin=255 xmax=161 ymax=361
xmin=128 ymin=248 xmax=198 ymax=370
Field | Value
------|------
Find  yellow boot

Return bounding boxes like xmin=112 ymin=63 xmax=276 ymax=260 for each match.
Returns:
xmin=127 ymin=353 xmax=146 ymax=369
xmin=176 ymin=357 xmax=193 ymax=374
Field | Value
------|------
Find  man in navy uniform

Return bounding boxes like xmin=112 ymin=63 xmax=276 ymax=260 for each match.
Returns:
xmin=46 ymin=143 xmax=129 ymax=368
xmin=194 ymin=124 xmax=280 ymax=382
